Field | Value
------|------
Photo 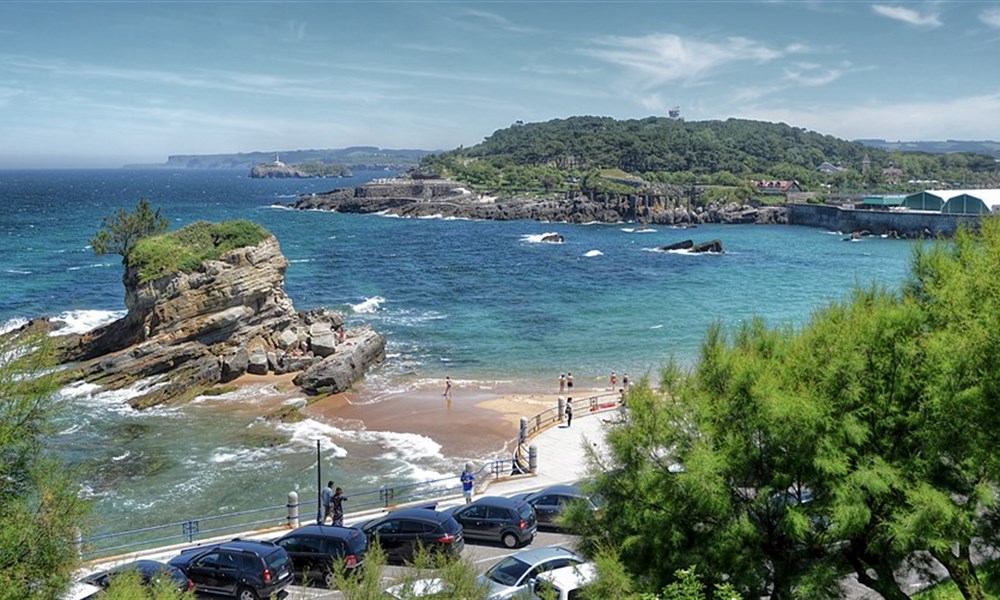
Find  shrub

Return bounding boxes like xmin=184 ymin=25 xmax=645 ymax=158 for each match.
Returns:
xmin=128 ymin=220 xmax=270 ymax=283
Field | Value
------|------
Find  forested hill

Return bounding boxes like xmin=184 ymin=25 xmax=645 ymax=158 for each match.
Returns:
xmin=429 ymin=116 xmax=879 ymax=175
xmin=421 ymin=116 xmax=1000 ymax=194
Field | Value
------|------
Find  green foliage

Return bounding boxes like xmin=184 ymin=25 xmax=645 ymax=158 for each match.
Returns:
xmin=127 ymin=220 xmax=271 ymax=283
xmin=422 ymin=117 xmax=1000 ymax=195
xmin=0 ymin=335 xmax=90 ymax=599
xmin=100 ymin=568 xmax=195 ymax=599
xmin=91 ymin=197 xmax=169 ymax=262
xmin=334 ymin=540 xmax=490 ymax=599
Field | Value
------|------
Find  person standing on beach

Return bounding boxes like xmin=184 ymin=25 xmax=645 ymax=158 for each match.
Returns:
xmin=566 ymin=372 xmax=574 ymax=392
xmin=444 ymin=376 xmax=453 ymax=401
xmin=331 ymin=487 xmax=347 ymax=526
xmin=320 ymin=480 xmax=334 ymax=524
xmin=610 ymin=371 xmax=617 ymax=389
xmin=559 ymin=374 xmax=566 ymax=393
xmin=460 ymin=463 xmax=475 ymax=504
xmin=565 ymin=397 xmax=573 ymax=427
xmin=623 ymin=373 xmax=630 ymax=392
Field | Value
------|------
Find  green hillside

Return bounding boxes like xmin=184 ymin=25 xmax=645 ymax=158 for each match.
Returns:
xmin=422 ymin=116 xmax=1000 ymax=195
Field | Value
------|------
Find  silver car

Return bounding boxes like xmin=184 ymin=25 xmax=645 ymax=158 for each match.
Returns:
xmin=478 ymin=546 xmax=584 ymax=599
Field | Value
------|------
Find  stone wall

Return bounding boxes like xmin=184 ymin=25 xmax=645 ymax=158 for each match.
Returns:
xmin=788 ymin=203 xmax=981 ymax=237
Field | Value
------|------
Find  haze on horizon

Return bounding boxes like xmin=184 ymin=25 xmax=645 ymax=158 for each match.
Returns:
xmin=2 ymin=1 xmax=999 ymax=169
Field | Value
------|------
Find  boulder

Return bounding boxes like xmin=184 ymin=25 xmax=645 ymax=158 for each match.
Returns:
xmin=660 ymin=239 xmax=694 ymax=251
xmin=247 ymin=347 xmax=269 ymax=375
xmin=310 ymin=332 xmax=337 ymax=358
xmin=278 ymin=329 xmax=299 ymax=349
xmin=295 ymin=328 xmax=387 ymax=394
xmin=221 ymin=347 xmax=249 ymax=382
xmin=541 ymin=234 xmax=564 ymax=243
xmin=691 ymin=240 xmax=724 ymax=253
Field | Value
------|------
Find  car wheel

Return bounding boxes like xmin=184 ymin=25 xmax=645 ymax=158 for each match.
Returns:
xmin=502 ymin=532 xmax=519 ymax=548
xmin=237 ymin=585 xmax=260 ymax=600
xmin=324 ymin=570 xmax=337 ymax=588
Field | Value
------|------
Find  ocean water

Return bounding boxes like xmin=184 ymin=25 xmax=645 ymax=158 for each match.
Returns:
xmin=0 ymin=169 xmax=918 ymax=531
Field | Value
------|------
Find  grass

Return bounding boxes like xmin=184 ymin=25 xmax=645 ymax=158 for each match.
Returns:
xmin=914 ymin=560 xmax=1000 ymax=599
xmin=128 ymin=220 xmax=270 ymax=283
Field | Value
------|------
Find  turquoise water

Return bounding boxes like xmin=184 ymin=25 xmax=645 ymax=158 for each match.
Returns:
xmin=0 ymin=169 xmax=918 ymax=531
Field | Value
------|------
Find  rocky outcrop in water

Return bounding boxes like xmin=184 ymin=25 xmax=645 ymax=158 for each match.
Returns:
xmin=49 ymin=235 xmax=386 ymax=408
xmin=291 ymin=178 xmax=787 ymax=226
xmin=250 ymin=163 xmax=309 ymax=178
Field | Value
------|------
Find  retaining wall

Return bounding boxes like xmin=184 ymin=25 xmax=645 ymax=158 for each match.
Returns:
xmin=788 ymin=203 xmax=981 ymax=237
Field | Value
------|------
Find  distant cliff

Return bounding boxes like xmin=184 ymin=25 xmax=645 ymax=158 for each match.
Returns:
xmin=31 ymin=222 xmax=386 ymax=408
xmin=250 ymin=162 xmax=353 ymax=179
xmin=291 ymin=177 xmax=787 ymax=225
xmin=128 ymin=147 xmax=435 ymax=170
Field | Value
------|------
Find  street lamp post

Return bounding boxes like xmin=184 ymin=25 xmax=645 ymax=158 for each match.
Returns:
xmin=316 ymin=439 xmax=322 ymax=524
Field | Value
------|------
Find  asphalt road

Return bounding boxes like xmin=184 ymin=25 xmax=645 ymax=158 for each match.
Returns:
xmin=195 ymin=529 xmax=580 ymax=600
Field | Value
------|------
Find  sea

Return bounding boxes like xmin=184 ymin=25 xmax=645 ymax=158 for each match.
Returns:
xmin=0 ymin=168 xmax=918 ymax=534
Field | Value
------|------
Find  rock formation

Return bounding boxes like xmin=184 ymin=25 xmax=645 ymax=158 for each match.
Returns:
xmin=50 ymin=233 xmax=385 ymax=408
xmin=250 ymin=163 xmax=309 ymax=178
xmin=291 ymin=177 xmax=787 ymax=226
xmin=658 ymin=239 xmax=724 ymax=253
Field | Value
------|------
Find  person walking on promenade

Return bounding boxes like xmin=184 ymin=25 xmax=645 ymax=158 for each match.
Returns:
xmin=566 ymin=372 xmax=574 ymax=392
xmin=444 ymin=376 xmax=453 ymax=401
xmin=610 ymin=371 xmax=617 ymax=389
xmin=320 ymin=480 xmax=334 ymax=524
xmin=622 ymin=372 xmax=630 ymax=392
xmin=565 ymin=397 xmax=573 ymax=427
xmin=331 ymin=487 xmax=347 ymax=526
xmin=460 ymin=463 xmax=475 ymax=504
xmin=559 ymin=373 xmax=566 ymax=394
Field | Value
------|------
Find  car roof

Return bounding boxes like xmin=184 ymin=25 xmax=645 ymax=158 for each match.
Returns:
xmin=378 ymin=507 xmax=452 ymax=523
xmin=537 ymin=562 xmax=597 ymax=589
xmin=469 ymin=495 xmax=525 ymax=508
xmin=527 ymin=484 xmax=584 ymax=500
xmin=507 ymin=545 xmax=581 ymax=565
xmin=283 ymin=524 xmax=363 ymax=539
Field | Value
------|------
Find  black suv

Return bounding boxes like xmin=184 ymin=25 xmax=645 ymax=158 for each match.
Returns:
xmin=445 ymin=496 xmax=537 ymax=548
xmin=274 ymin=524 xmax=367 ymax=588
xmin=360 ymin=506 xmax=464 ymax=563
xmin=168 ymin=538 xmax=293 ymax=600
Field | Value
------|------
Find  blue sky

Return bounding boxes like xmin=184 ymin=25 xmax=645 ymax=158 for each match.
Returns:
xmin=2 ymin=1 xmax=1000 ymax=168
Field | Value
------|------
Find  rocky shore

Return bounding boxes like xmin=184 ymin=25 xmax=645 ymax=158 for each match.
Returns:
xmin=15 ymin=233 xmax=386 ymax=409
xmin=291 ymin=177 xmax=788 ymax=226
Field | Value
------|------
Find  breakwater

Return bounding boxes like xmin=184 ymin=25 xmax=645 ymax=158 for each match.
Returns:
xmin=788 ymin=203 xmax=981 ymax=237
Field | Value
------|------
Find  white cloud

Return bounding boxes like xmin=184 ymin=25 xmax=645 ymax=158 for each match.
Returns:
xmin=733 ymin=91 xmax=1000 ymax=140
xmin=582 ymin=33 xmax=802 ymax=88
xmin=871 ymin=5 xmax=942 ymax=28
xmin=457 ymin=9 xmax=537 ymax=34
xmin=639 ymin=94 xmax=666 ymax=111
xmin=980 ymin=7 xmax=1000 ymax=28
xmin=783 ymin=66 xmax=844 ymax=86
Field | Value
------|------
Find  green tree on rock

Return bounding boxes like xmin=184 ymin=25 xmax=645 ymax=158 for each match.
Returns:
xmin=91 ymin=197 xmax=169 ymax=262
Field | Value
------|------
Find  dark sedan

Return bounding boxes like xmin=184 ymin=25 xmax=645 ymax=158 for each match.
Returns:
xmin=360 ymin=506 xmax=464 ymax=564
xmin=81 ymin=560 xmax=192 ymax=593
xmin=274 ymin=524 xmax=367 ymax=588
xmin=513 ymin=484 xmax=599 ymax=529
xmin=444 ymin=496 xmax=536 ymax=548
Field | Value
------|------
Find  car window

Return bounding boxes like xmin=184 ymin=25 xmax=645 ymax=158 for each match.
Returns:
xmin=517 ymin=504 xmax=534 ymax=520
xmin=276 ymin=538 xmax=303 ymax=553
xmin=293 ymin=536 xmax=324 ymax=553
xmin=265 ymin=549 xmax=288 ymax=570
xmin=399 ymin=519 xmax=429 ymax=534
xmin=322 ymin=539 xmax=345 ymax=556
xmin=486 ymin=506 xmax=510 ymax=520
xmin=194 ymin=552 xmax=221 ymax=569
xmin=535 ymin=495 xmax=556 ymax=505
xmin=218 ymin=552 xmax=239 ymax=571
xmin=485 ymin=556 xmax=531 ymax=587
xmin=462 ymin=505 xmax=487 ymax=519
xmin=375 ymin=519 xmax=400 ymax=534
xmin=442 ymin=517 xmax=462 ymax=534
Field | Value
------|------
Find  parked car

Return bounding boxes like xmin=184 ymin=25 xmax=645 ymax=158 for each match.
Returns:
xmin=80 ymin=559 xmax=193 ymax=594
xmin=359 ymin=506 xmax=464 ymax=564
xmin=444 ymin=496 xmax=536 ymax=548
xmin=59 ymin=582 xmax=102 ymax=600
xmin=273 ymin=524 xmax=367 ymax=588
xmin=529 ymin=562 xmax=597 ymax=599
xmin=478 ymin=546 xmax=585 ymax=599
xmin=513 ymin=484 xmax=599 ymax=529
xmin=168 ymin=538 xmax=293 ymax=600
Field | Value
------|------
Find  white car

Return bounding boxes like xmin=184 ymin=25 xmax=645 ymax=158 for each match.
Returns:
xmin=479 ymin=546 xmax=585 ymax=599
xmin=529 ymin=562 xmax=597 ymax=599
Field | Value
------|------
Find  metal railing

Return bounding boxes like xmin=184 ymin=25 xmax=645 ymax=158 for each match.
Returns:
xmin=78 ymin=391 xmax=622 ymax=561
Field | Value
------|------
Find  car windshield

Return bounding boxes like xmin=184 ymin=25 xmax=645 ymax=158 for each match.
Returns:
xmin=265 ymin=549 xmax=287 ymax=570
xmin=485 ymin=556 xmax=530 ymax=587
xmin=517 ymin=503 xmax=534 ymax=520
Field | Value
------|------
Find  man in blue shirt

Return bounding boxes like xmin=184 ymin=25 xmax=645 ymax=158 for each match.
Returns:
xmin=320 ymin=480 xmax=334 ymax=524
xmin=460 ymin=463 xmax=474 ymax=504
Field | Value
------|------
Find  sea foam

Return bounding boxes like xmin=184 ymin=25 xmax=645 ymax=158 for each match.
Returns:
xmin=584 ymin=250 xmax=604 ymax=257
xmin=351 ymin=296 xmax=385 ymax=314
xmin=520 ymin=232 xmax=562 ymax=244
xmin=49 ymin=309 xmax=125 ymax=336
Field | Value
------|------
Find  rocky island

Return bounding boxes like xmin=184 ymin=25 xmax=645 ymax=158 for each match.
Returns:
xmin=15 ymin=220 xmax=385 ymax=409
xmin=250 ymin=157 xmax=352 ymax=179
xmin=290 ymin=176 xmax=787 ymax=225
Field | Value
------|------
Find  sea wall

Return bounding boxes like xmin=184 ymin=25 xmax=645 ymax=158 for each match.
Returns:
xmin=787 ymin=203 xmax=981 ymax=237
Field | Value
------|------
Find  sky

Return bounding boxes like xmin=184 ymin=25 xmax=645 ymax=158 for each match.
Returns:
xmin=2 ymin=1 xmax=1000 ymax=168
